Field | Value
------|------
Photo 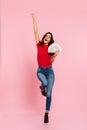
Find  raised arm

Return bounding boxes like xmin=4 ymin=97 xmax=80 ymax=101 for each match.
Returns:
xmin=31 ymin=13 xmax=40 ymax=44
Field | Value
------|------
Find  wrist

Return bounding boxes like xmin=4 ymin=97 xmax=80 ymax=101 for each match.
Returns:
xmin=52 ymin=55 xmax=56 ymax=58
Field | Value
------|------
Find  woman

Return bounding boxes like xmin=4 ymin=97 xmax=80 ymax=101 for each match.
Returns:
xmin=31 ymin=13 xmax=60 ymax=123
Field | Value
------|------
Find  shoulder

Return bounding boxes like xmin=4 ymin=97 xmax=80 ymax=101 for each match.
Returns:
xmin=36 ymin=40 xmax=41 ymax=46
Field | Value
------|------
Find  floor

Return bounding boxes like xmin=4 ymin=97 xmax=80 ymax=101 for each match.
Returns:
xmin=0 ymin=109 xmax=87 ymax=130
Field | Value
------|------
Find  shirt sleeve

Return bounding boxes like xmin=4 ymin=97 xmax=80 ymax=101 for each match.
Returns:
xmin=36 ymin=41 xmax=40 ymax=46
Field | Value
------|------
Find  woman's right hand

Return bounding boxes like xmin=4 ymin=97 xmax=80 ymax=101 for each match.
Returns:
xmin=31 ymin=13 xmax=35 ymax=17
xmin=31 ymin=13 xmax=40 ymax=44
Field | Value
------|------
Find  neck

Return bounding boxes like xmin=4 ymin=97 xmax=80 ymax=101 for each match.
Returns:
xmin=44 ymin=43 xmax=48 ymax=45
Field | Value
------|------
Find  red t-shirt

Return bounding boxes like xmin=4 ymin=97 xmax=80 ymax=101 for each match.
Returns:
xmin=36 ymin=41 xmax=53 ymax=67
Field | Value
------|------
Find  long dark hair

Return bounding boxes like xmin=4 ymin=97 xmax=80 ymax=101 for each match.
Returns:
xmin=40 ymin=32 xmax=54 ymax=46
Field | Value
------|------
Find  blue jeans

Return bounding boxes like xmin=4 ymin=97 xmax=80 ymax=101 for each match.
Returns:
xmin=37 ymin=66 xmax=55 ymax=111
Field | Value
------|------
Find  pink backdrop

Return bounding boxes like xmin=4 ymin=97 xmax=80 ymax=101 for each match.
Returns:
xmin=0 ymin=0 xmax=87 ymax=129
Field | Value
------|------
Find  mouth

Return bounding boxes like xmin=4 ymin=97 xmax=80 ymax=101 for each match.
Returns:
xmin=44 ymin=39 xmax=48 ymax=42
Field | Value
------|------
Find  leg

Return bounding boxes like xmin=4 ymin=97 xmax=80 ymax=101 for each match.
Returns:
xmin=44 ymin=70 xmax=55 ymax=123
xmin=37 ymin=72 xmax=48 ymax=88
xmin=46 ymin=70 xmax=55 ymax=111
xmin=37 ymin=67 xmax=48 ymax=96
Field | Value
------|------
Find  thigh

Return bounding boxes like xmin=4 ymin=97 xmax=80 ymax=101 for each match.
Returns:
xmin=37 ymin=67 xmax=48 ymax=86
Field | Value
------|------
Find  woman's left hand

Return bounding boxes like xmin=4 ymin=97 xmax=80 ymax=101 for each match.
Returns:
xmin=50 ymin=50 xmax=59 ymax=63
xmin=53 ymin=50 xmax=59 ymax=57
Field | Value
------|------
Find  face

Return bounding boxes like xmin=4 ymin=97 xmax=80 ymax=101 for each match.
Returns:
xmin=44 ymin=33 xmax=51 ymax=44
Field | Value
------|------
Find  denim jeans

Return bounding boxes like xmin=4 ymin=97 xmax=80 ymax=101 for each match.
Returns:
xmin=37 ymin=66 xmax=55 ymax=111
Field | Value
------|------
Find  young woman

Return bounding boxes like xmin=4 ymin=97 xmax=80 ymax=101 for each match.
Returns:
xmin=31 ymin=13 xmax=60 ymax=123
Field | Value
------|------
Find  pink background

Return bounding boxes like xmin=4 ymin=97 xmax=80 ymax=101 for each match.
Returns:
xmin=0 ymin=0 xmax=87 ymax=129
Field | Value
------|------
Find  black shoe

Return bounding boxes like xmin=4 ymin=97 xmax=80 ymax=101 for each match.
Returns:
xmin=44 ymin=112 xmax=49 ymax=123
xmin=40 ymin=86 xmax=47 ymax=96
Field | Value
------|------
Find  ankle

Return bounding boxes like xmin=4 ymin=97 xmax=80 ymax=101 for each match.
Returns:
xmin=45 ymin=110 xmax=49 ymax=114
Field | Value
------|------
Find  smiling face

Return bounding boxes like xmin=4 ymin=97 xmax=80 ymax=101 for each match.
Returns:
xmin=41 ymin=32 xmax=54 ymax=46
xmin=43 ymin=33 xmax=51 ymax=44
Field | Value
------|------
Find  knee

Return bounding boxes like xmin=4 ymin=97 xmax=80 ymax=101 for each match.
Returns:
xmin=37 ymin=72 xmax=48 ymax=86
xmin=43 ymin=80 xmax=48 ymax=86
xmin=46 ymin=91 xmax=52 ymax=98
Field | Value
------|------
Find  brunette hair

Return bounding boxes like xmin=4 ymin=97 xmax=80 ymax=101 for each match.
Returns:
xmin=40 ymin=32 xmax=54 ymax=46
